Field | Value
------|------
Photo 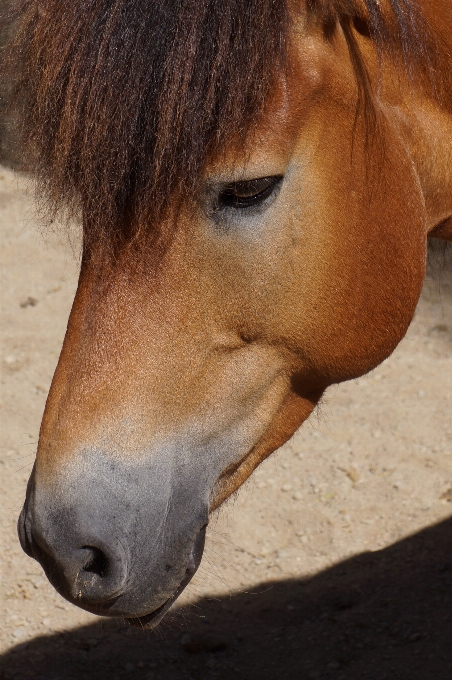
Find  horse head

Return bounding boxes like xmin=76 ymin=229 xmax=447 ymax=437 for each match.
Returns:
xmin=11 ymin=0 xmax=451 ymax=625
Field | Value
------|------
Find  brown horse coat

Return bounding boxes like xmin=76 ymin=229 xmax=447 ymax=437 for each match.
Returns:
xmin=3 ymin=0 xmax=451 ymax=625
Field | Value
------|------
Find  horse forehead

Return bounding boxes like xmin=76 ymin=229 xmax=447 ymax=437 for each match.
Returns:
xmin=206 ymin=35 xmax=326 ymax=172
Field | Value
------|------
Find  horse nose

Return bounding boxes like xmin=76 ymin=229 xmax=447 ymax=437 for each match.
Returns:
xmin=18 ymin=507 xmax=128 ymax=606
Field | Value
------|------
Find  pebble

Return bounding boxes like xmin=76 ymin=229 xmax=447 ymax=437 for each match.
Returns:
xmin=281 ymin=484 xmax=293 ymax=492
xmin=180 ymin=632 xmax=228 ymax=653
xmin=346 ymin=468 xmax=360 ymax=483
xmin=11 ymin=627 xmax=26 ymax=640
xmin=431 ymin=323 xmax=448 ymax=333
xmin=408 ymin=632 xmax=422 ymax=642
xmin=440 ymin=488 xmax=452 ymax=502
xmin=19 ymin=296 xmax=38 ymax=308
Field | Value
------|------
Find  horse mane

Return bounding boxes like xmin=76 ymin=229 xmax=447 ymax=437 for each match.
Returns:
xmin=2 ymin=0 xmax=431 ymax=250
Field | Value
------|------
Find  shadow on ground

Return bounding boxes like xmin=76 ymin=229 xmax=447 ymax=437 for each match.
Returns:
xmin=1 ymin=516 xmax=451 ymax=680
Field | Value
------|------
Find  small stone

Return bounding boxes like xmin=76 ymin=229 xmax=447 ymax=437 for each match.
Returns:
xmin=12 ymin=627 xmax=26 ymax=640
xmin=346 ymin=468 xmax=360 ymax=483
xmin=333 ymin=591 xmax=360 ymax=610
xmin=292 ymin=491 xmax=303 ymax=500
xmin=281 ymin=483 xmax=293 ymax=492
xmin=431 ymin=323 xmax=448 ymax=333
xmin=42 ymin=618 xmax=51 ymax=626
xmin=180 ymin=632 xmax=228 ymax=653
xmin=408 ymin=632 xmax=422 ymax=642
xmin=20 ymin=296 xmax=38 ymax=308
xmin=440 ymin=488 xmax=452 ymax=502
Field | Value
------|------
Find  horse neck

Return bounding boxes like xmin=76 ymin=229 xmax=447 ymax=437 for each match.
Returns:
xmin=391 ymin=0 xmax=452 ymax=238
xmin=421 ymin=0 xmax=452 ymax=113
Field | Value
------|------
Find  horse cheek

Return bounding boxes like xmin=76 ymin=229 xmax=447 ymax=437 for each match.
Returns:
xmin=329 ymin=138 xmax=427 ymax=381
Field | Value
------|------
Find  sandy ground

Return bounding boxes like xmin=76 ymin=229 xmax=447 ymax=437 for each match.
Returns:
xmin=0 ymin=165 xmax=451 ymax=680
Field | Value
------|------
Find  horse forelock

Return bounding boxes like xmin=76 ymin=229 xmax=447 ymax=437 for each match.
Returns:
xmin=4 ymin=0 xmax=433 ymax=250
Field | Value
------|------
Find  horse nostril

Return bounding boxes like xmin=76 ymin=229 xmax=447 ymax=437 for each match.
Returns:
xmin=81 ymin=546 xmax=109 ymax=578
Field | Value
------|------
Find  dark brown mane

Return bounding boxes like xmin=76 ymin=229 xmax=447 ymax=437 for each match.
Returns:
xmin=2 ymin=0 xmax=430 ymax=249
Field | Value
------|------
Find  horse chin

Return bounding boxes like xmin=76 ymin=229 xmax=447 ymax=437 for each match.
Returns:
xmin=126 ymin=524 xmax=207 ymax=629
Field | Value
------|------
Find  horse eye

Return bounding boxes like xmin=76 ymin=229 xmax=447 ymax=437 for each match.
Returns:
xmin=352 ymin=16 xmax=371 ymax=38
xmin=218 ymin=175 xmax=283 ymax=210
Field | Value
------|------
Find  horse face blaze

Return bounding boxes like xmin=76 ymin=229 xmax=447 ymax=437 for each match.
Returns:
xmin=18 ymin=28 xmax=427 ymax=623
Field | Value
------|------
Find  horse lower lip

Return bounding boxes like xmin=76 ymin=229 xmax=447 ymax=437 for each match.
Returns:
xmin=126 ymin=560 xmax=196 ymax=629
xmin=126 ymin=525 xmax=206 ymax=629
xmin=126 ymin=593 xmax=173 ymax=629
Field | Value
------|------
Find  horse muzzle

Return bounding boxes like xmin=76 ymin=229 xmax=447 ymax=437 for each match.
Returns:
xmin=17 ymin=451 xmax=210 ymax=620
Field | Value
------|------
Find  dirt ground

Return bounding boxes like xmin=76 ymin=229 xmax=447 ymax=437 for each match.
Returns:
xmin=1 ymin=164 xmax=451 ymax=680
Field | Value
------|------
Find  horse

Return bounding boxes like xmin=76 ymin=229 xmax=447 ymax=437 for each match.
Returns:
xmin=3 ymin=0 xmax=451 ymax=628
